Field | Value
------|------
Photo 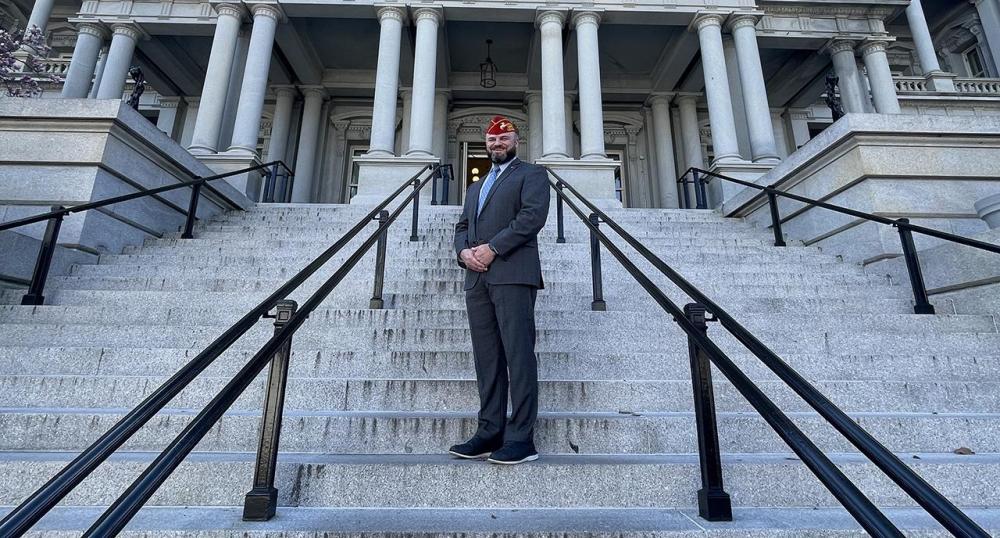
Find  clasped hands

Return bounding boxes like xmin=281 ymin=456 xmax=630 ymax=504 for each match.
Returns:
xmin=460 ymin=245 xmax=496 ymax=273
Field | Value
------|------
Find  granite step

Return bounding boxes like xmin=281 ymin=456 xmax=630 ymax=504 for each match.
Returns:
xmin=12 ymin=506 xmax=1000 ymax=538
xmin=2 ymin=376 xmax=998 ymax=413
xmin=0 ymin=347 xmax=995 ymax=382
xmin=0 ymin=452 xmax=997 ymax=508
xmin=2 ymin=409 xmax=997 ymax=455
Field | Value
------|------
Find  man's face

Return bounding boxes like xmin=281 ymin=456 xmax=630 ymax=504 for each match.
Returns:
xmin=486 ymin=132 xmax=518 ymax=164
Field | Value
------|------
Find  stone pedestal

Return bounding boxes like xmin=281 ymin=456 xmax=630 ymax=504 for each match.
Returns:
xmin=975 ymin=192 xmax=1000 ymax=229
xmin=195 ymin=151 xmax=264 ymax=201
xmin=350 ymin=154 xmax=439 ymax=206
xmin=708 ymin=161 xmax=774 ymax=208
xmin=536 ymin=157 xmax=621 ymax=209
xmin=925 ymin=71 xmax=958 ymax=92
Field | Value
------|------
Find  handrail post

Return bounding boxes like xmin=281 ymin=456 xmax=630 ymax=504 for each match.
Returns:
xmin=264 ymin=164 xmax=278 ymax=203
xmin=588 ymin=213 xmax=607 ymax=311
xmin=243 ymin=299 xmax=299 ymax=521
xmin=441 ymin=164 xmax=455 ymax=205
xmin=431 ymin=167 xmax=439 ymax=206
xmin=693 ymin=170 xmax=707 ymax=210
xmin=683 ymin=302 xmax=733 ymax=522
xmin=556 ymin=181 xmax=566 ymax=244
xmin=410 ymin=178 xmax=420 ymax=242
xmin=895 ymin=218 xmax=935 ymax=315
xmin=181 ymin=182 xmax=203 ymax=239
xmin=21 ymin=207 xmax=65 ymax=306
xmin=764 ymin=188 xmax=786 ymax=247
xmin=680 ymin=173 xmax=691 ymax=209
xmin=370 ymin=210 xmax=390 ymax=309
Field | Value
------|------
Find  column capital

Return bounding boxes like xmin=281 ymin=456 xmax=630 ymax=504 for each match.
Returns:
xmin=726 ymin=13 xmax=760 ymax=32
xmin=536 ymin=9 xmax=567 ymax=28
xmin=248 ymin=3 xmax=285 ymax=22
xmin=110 ymin=23 xmax=147 ymax=42
xmin=299 ymin=85 xmax=328 ymax=99
xmin=691 ymin=12 xmax=728 ymax=33
xmin=399 ymin=87 xmax=413 ymax=98
xmin=435 ymin=88 xmax=451 ymax=98
xmin=412 ymin=6 xmax=443 ymax=24
xmin=646 ymin=93 xmax=674 ymax=107
xmin=858 ymin=37 xmax=895 ymax=57
xmin=76 ymin=22 xmax=109 ymax=40
xmin=213 ymin=2 xmax=247 ymax=20
xmin=571 ymin=10 xmax=602 ymax=28
xmin=272 ymin=85 xmax=297 ymax=98
xmin=824 ymin=38 xmax=859 ymax=56
xmin=376 ymin=5 xmax=407 ymax=24
xmin=675 ymin=93 xmax=701 ymax=105
xmin=524 ymin=90 xmax=542 ymax=103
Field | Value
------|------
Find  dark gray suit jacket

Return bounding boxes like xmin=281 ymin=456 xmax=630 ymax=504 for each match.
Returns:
xmin=454 ymin=158 xmax=551 ymax=290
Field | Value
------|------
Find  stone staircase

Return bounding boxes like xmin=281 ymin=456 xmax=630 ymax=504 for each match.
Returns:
xmin=1 ymin=203 xmax=998 ymax=536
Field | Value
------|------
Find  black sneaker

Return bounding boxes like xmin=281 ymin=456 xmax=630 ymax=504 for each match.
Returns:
xmin=448 ymin=437 xmax=502 ymax=459
xmin=487 ymin=442 xmax=539 ymax=465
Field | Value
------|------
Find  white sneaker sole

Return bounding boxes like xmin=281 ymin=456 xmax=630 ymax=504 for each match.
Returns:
xmin=487 ymin=453 xmax=539 ymax=465
xmin=449 ymin=449 xmax=491 ymax=459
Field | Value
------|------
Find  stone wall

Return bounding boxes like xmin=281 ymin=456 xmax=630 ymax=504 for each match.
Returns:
xmin=722 ymin=113 xmax=1000 ymax=314
xmin=0 ymin=98 xmax=252 ymax=286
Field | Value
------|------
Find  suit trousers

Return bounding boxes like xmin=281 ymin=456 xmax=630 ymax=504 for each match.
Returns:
xmin=465 ymin=278 xmax=539 ymax=444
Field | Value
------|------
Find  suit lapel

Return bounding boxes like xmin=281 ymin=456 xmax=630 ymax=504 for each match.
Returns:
xmin=477 ymin=158 xmax=520 ymax=220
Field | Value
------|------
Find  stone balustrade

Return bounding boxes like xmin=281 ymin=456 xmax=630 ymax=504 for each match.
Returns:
xmin=894 ymin=75 xmax=1000 ymax=96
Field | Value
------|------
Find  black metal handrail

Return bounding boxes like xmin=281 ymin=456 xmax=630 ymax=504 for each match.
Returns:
xmin=546 ymin=167 xmax=989 ymax=538
xmin=0 ymin=161 xmax=292 ymax=305
xmin=260 ymin=161 xmax=296 ymax=203
xmin=677 ymin=167 xmax=1000 ymax=315
xmin=0 ymin=164 xmax=437 ymax=537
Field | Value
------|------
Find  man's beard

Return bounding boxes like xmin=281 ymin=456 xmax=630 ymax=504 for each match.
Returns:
xmin=489 ymin=144 xmax=517 ymax=164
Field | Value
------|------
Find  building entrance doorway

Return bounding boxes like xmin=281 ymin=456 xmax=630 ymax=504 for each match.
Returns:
xmin=461 ymin=142 xmax=492 ymax=203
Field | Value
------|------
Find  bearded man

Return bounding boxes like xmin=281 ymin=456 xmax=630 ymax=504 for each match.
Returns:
xmin=449 ymin=115 xmax=551 ymax=465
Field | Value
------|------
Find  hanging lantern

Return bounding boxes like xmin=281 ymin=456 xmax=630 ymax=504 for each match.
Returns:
xmin=480 ymin=39 xmax=497 ymax=88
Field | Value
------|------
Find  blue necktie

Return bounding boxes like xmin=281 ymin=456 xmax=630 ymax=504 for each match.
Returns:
xmin=477 ymin=166 xmax=500 ymax=217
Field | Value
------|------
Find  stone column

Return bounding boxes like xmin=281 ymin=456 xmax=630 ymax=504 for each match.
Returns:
xmin=88 ymin=48 xmax=108 ymax=98
xmin=729 ymin=14 xmax=780 ymax=163
xmin=96 ymin=24 xmax=141 ymax=100
xmin=526 ymin=91 xmax=543 ymax=162
xmin=677 ymin=95 xmax=704 ymax=171
xmin=693 ymin=13 xmax=740 ymax=163
xmin=290 ymin=86 xmax=326 ymax=203
xmin=179 ymin=97 xmax=201 ymax=147
xmin=406 ymin=7 xmax=442 ymax=157
xmin=860 ymin=39 xmax=901 ymax=114
xmin=722 ymin=36 xmax=750 ymax=160
xmin=565 ymin=94 xmax=576 ymax=158
xmin=62 ymin=23 xmax=107 ymax=98
xmin=906 ymin=0 xmax=942 ymax=74
xmin=649 ymin=94 xmax=679 ymax=208
xmin=975 ymin=0 xmax=1000 ymax=79
xmin=228 ymin=3 xmax=282 ymax=154
xmin=188 ymin=3 xmax=244 ymax=154
xmin=537 ymin=10 xmax=568 ymax=159
xmin=770 ymin=109 xmax=790 ymax=158
xmin=432 ymin=90 xmax=449 ymax=160
xmin=368 ymin=6 xmax=405 ymax=156
xmin=156 ymin=96 xmax=184 ymax=139
xmin=399 ymin=88 xmax=412 ymax=154
xmin=827 ymin=40 xmax=867 ymax=114
xmin=265 ymin=86 xmax=296 ymax=163
xmin=573 ymin=10 xmax=606 ymax=160
xmin=25 ymin=0 xmax=55 ymax=35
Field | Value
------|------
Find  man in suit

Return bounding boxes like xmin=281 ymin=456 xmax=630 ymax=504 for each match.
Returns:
xmin=449 ymin=115 xmax=551 ymax=465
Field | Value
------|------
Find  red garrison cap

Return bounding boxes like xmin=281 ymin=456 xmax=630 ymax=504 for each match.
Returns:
xmin=486 ymin=115 xmax=518 ymax=135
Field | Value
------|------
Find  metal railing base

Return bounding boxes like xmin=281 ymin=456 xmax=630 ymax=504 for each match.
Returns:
xmin=590 ymin=300 xmax=607 ymax=311
xmin=242 ymin=487 xmax=278 ymax=521
xmin=698 ymin=488 xmax=733 ymax=522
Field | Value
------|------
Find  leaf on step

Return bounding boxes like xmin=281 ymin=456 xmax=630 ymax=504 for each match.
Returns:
xmin=569 ymin=441 xmax=580 ymax=453
xmin=912 ymin=455 xmax=921 ymax=460
xmin=490 ymin=514 xmax=497 ymax=520
xmin=954 ymin=447 xmax=975 ymax=455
